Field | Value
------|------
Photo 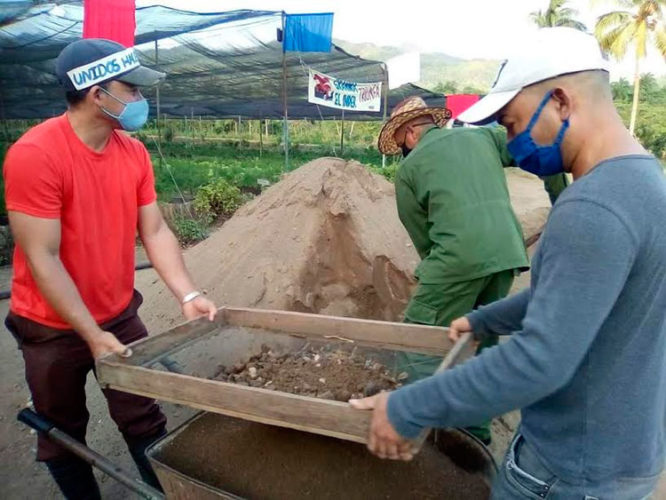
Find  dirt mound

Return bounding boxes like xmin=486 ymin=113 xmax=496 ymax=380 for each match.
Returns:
xmin=137 ymin=158 xmax=420 ymax=332
xmin=137 ymin=159 xmax=550 ymax=335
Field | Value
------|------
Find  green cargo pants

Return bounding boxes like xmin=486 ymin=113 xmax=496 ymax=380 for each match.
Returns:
xmin=397 ymin=269 xmax=516 ymax=443
xmin=541 ymin=172 xmax=569 ymax=206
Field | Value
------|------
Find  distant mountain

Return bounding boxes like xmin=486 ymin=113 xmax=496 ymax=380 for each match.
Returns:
xmin=335 ymin=39 xmax=499 ymax=93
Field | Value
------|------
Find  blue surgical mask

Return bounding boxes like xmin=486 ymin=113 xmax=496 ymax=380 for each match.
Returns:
xmin=100 ymin=88 xmax=149 ymax=131
xmin=507 ymin=90 xmax=569 ymax=176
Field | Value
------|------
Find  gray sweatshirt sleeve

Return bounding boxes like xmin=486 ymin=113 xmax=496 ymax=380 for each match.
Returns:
xmin=467 ymin=288 xmax=531 ymax=338
xmin=387 ymin=199 xmax=638 ymax=439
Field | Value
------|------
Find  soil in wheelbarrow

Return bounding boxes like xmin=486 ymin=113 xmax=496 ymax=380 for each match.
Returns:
xmin=157 ymin=413 xmax=490 ymax=500
xmin=212 ymin=344 xmax=406 ymax=402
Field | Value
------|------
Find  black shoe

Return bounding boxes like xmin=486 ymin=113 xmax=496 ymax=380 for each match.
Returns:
xmin=46 ymin=456 xmax=101 ymax=500
xmin=126 ymin=429 xmax=167 ymax=492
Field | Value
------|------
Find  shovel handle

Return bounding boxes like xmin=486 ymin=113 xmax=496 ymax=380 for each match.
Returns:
xmin=17 ymin=407 xmax=54 ymax=435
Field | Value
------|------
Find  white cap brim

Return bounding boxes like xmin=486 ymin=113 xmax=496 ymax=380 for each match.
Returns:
xmin=457 ymin=88 xmax=520 ymax=125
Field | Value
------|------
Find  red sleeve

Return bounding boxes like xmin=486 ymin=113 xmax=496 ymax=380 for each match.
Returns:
xmin=137 ymin=146 xmax=157 ymax=207
xmin=3 ymin=143 xmax=62 ymax=218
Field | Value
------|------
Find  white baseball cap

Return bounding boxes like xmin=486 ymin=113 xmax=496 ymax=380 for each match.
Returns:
xmin=458 ymin=27 xmax=610 ymax=124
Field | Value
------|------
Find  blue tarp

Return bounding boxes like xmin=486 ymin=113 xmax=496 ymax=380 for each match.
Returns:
xmin=0 ymin=0 xmax=32 ymax=25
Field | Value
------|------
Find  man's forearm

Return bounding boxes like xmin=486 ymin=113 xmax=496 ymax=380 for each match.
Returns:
xmin=28 ymin=255 xmax=102 ymax=343
xmin=141 ymin=224 xmax=197 ymax=302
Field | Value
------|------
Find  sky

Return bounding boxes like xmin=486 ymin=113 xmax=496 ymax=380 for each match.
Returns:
xmin=137 ymin=0 xmax=666 ymax=80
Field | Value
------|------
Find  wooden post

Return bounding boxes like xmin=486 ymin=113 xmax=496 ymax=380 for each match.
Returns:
xmin=259 ymin=119 xmax=264 ymax=157
xmin=154 ymin=40 xmax=162 ymax=166
xmin=340 ymin=110 xmax=345 ymax=157
xmin=281 ymin=13 xmax=290 ymax=171
xmin=382 ymin=63 xmax=389 ymax=168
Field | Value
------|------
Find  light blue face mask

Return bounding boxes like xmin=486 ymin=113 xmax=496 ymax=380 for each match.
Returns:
xmin=99 ymin=87 xmax=149 ymax=131
xmin=507 ymin=90 xmax=570 ymax=177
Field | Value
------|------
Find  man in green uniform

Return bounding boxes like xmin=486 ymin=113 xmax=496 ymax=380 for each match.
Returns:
xmin=378 ymin=96 xmax=558 ymax=443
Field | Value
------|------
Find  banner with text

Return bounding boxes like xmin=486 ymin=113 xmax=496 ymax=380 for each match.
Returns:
xmin=308 ymin=69 xmax=382 ymax=112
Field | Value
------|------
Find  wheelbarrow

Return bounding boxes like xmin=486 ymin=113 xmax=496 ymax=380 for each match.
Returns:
xmin=18 ymin=407 xmax=497 ymax=500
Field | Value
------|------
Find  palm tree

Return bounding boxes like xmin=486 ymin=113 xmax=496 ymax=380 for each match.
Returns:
xmin=595 ymin=1 xmax=666 ymax=134
xmin=530 ymin=0 xmax=588 ymax=30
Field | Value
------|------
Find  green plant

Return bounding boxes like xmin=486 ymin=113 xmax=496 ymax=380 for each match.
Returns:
xmin=164 ymin=126 xmax=175 ymax=142
xmin=530 ymin=0 xmax=587 ymax=31
xmin=172 ymin=216 xmax=209 ymax=245
xmin=193 ymin=178 xmax=243 ymax=220
xmin=595 ymin=0 xmax=666 ymax=134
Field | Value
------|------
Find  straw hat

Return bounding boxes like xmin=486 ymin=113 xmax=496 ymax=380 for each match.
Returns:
xmin=377 ymin=97 xmax=451 ymax=155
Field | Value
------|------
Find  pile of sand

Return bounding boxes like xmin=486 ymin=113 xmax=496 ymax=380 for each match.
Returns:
xmin=137 ymin=158 xmax=420 ymax=332
xmin=136 ymin=159 xmax=550 ymax=334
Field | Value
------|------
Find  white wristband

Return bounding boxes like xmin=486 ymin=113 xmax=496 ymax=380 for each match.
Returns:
xmin=182 ymin=291 xmax=201 ymax=304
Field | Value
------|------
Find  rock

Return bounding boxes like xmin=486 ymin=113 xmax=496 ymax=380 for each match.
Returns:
xmin=248 ymin=367 xmax=258 ymax=379
xmin=363 ymin=381 xmax=381 ymax=397
xmin=230 ymin=363 xmax=245 ymax=374
xmin=334 ymin=390 xmax=352 ymax=402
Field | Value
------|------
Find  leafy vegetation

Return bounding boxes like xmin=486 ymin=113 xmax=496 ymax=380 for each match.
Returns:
xmin=171 ymin=215 xmax=209 ymax=246
xmin=595 ymin=0 xmax=666 ymax=134
xmin=193 ymin=179 xmax=243 ymax=221
xmin=530 ymin=0 xmax=587 ymax=31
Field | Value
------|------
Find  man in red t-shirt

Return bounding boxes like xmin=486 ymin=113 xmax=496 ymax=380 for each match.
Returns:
xmin=3 ymin=39 xmax=217 ymax=498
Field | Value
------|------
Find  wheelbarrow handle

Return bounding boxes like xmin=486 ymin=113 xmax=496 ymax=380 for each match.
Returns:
xmin=17 ymin=408 xmax=165 ymax=500
xmin=18 ymin=407 xmax=54 ymax=435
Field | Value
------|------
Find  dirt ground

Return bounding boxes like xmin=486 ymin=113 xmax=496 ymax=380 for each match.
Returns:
xmin=1 ymin=168 xmax=664 ymax=499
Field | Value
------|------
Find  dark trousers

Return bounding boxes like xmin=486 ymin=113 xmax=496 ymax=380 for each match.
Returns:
xmin=7 ymin=290 xmax=166 ymax=497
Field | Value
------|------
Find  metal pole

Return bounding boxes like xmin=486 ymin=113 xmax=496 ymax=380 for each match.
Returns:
xmin=340 ymin=109 xmax=345 ymax=157
xmin=259 ymin=119 xmax=264 ymax=157
xmin=382 ymin=63 xmax=389 ymax=168
xmin=154 ymin=41 xmax=162 ymax=167
xmin=281 ymin=13 xmax=289 ymax=171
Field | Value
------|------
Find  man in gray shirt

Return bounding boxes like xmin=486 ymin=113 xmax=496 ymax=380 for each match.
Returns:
xmin=351 ymin=28 xmax=666 ymax=499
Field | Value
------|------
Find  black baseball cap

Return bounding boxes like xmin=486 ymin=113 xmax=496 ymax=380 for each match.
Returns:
xmin=55 ymin=38 xmax=165 ymax=92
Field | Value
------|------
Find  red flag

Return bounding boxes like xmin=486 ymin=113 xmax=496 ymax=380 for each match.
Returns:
xmin=446 ymin=94 xmax=481 ymax=120
xmin=83 ymin=0 xmax=136 ymax=47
